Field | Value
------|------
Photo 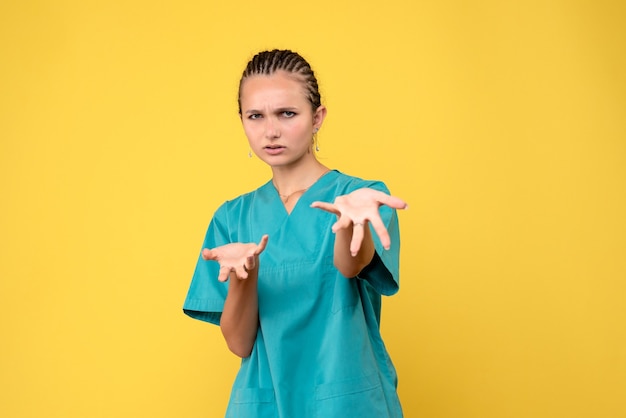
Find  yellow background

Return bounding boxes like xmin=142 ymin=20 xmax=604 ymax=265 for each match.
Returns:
xmin=1 ymin=0 xmax=625 ymax=417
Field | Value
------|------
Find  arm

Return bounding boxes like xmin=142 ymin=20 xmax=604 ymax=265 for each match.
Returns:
xmin=201 ymin=235 xmax=268 ymax=358
xmin=220 ymin=265 xmax=259 ymax=357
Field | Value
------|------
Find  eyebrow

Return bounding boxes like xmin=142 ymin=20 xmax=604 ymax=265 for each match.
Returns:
xmin=244 ymin=107 xmax=299 ymax=115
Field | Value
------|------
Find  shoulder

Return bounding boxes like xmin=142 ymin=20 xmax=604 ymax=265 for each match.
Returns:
xmin=206 ymin=181 xmax=274 ymax=240
xmin=214 ymin=180 xmax=273 ymax=213
xmin=331 ymin=170 xmax=391 ymax=194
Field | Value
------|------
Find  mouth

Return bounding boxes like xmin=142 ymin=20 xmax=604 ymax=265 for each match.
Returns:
xmin=263 ymin=145 xmax=286 ymax=155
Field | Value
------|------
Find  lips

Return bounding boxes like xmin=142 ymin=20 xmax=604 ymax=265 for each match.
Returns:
xmin=264 ymin=145 xmax=285 ymax=155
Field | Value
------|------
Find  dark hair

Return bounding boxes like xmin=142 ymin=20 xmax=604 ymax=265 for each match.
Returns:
xmin=238 ymin=49 xmax=322 ymax=114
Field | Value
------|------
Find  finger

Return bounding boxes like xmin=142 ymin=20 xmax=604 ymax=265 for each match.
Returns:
xmin=255 ymin=234 xmax=269 ymax=254
xmin=201 ymin=248 xmax=214 ymax=260
xmin=310 ymin=201 xmax=341 ymax=215
xmin=331 ymin=216 xmax=353 ymax=233
xmin=244 ymin=255 xmax=255 ymax=272
xmin=350 ymin=222 xmax=366 ymax=256
xmin=217 ymin=265 xmax=231 ymax=282
xmin=234 ymin=264 xmax=249 ymax=280
xmin=368 ymin=214 xmax=392 ymax=250
xmin=375 ymin=192 xmax=408 ymax=210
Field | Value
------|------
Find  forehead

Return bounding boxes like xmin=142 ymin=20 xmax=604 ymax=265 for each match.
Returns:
xmin=240 ymin=71 xmax=308 ymax=107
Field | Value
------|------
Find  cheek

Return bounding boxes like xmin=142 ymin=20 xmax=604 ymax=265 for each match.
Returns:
xmin=284 ymin=120 xmax=306 ymax=135
xmin=296 ymin=124 xmax=313 ymax=140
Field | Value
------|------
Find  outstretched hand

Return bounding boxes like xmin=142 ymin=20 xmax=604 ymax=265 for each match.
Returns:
xmin=311 ymin=188 xmax=407 ymax=256
xmin=202 ymin=235 xmax=269 ymax=282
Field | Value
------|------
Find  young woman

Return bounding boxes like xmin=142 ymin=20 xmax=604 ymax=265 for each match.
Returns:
xmin=183 ymin=49 xmax=407 ymax=417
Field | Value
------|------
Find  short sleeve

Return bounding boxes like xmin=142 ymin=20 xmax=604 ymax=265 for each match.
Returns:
xmin=182 ymin=204 xmax=231 ymax=325
xmin=355 ymin=182 xmax=401 ymax=296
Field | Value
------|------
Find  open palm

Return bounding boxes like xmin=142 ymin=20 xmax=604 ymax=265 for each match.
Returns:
xmin=202 ymin=235 xmax=269 ymax=282
xmin=311 ymin=188 xmax=407 ymax=254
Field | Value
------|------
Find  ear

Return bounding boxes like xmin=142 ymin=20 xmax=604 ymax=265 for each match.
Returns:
xmin=313 ymin=105 xmax=327 ymax=130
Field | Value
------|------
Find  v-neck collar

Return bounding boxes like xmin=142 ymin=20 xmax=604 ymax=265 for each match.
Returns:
xmin=269 ymin=169 xmax=337 ymax=217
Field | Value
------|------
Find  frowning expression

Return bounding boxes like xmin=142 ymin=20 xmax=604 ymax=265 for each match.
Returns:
xmin=240 ymin=71 xmax=325 ymax=168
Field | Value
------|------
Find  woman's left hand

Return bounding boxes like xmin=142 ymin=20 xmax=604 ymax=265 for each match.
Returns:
xmin=311 ymin=188 xmax=407 ymax=256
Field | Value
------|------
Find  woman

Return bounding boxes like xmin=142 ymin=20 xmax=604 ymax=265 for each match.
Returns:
xmin=183 ymin=49 xmax=406 ymax=417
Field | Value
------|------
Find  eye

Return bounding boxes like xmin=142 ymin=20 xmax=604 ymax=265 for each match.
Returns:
xmin=282 ymin=111 xmax=296 ymax=118
xmin=248 ymin=113 xmax=262 ymax=120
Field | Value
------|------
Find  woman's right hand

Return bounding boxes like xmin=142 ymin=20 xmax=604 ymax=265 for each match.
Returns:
xmin=202 ymin=235 xmax=269 ymax=282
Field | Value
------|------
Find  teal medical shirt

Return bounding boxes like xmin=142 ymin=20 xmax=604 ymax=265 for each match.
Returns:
xmin=184 ymin=170 xmax=403 ymax=418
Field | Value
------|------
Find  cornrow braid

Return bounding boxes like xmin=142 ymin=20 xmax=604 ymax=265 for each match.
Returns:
xmin=238 ymin=49 xmax=322 ymax=114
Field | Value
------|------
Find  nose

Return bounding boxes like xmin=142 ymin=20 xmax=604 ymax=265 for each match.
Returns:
xmin=264 ymin=118 xmax=280 ymax=139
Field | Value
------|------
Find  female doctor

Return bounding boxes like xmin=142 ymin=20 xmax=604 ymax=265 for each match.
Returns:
xmin=183 ymin=49 xmax=407 ymax=418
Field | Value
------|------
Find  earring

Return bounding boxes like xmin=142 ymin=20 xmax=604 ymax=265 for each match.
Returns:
xmin=314 ymin=128 xmax=320 ymax=152
xmin=248 ymin=150 xmax=252 ymax=158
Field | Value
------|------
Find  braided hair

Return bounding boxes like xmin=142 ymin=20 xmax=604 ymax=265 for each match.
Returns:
xmin=238 ymin=49 xmax=322 ymax=114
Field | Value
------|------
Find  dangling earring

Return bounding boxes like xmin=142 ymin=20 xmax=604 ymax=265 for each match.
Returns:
xmin=313 ymin=128 xmax=320 ymax=152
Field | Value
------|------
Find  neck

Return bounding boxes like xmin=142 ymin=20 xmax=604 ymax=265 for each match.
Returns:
xmin=271 ymin=163 xmax=329 ymax=198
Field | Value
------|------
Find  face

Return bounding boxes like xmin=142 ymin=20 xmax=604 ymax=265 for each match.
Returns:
xmin=239 ymin=71 xmax=326 ymax=169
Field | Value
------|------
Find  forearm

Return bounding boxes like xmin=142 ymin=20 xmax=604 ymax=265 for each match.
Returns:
xmin=220 ymin=272 xmax=259 ymax=358
xmin=333 ymin=223 xmax=375 ymax=278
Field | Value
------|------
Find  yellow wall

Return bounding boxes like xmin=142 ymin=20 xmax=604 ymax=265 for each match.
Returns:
xmin=1 ymin=1 xmax=625 ymax=417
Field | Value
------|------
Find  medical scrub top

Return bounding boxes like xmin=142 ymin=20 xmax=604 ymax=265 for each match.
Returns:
xmin=183 ymin=170 xmax=403 ymax=418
